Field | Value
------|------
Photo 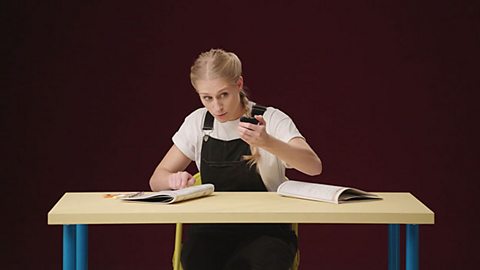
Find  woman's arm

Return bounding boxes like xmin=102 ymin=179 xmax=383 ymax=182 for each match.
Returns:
xmin=261 ymin=136 xmax=322 ymax=176
xmin=238 ymin=116 xmax=322 ymax=176
xmin=149 ymin=145 xmax=195 ymax=191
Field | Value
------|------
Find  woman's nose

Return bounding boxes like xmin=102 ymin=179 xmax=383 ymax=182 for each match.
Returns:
xmin=213 ymin=99 xmax=223 ymax=112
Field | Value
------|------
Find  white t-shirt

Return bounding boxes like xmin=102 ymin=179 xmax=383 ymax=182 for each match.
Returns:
xmin=172 ymin=102 xmax=304 ymax=191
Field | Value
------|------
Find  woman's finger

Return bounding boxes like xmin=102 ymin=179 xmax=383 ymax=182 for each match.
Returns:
xmin=255 ymin=115 xmax=266 ymax=126
xmin=179 ymin=171 xmax=193 ymax=188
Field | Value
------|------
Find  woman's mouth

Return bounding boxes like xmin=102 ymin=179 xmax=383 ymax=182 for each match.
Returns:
xmin=215 ymin=112 xmax=228 ymax=119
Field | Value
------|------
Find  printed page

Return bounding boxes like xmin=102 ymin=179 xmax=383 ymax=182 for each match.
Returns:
xmin=277 ymin=180 xmax=346 ymax=203
xmin=121 ymin=184 xmax=214 ymax=203
xmin=338 ymin=188 xmax=380 ymax=202
xmin=169 ymin=184 xmax=215 ymax=203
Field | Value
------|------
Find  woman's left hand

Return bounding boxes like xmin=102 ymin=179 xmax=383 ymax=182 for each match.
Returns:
xmin=238 ymin=115 xmax=271 ymax=147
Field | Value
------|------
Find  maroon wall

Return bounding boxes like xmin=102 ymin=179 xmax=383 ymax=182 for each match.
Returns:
xmin=5 ymin=1 xmax=479 ymax=269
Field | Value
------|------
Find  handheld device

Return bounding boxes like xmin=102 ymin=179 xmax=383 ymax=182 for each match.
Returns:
xmin=240 ymin=116 xmax=259 ymax=124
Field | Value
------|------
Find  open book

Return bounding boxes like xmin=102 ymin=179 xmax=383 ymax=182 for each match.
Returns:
xmin=120 ymin=184 xmax=214 ymax=204
xmin=277 ymin=180 xmax=381 ymax=204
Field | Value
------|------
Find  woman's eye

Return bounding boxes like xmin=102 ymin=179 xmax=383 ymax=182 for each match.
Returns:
xmin=220 ymin=93 xmax=228 ymax=98
xmin=203 ymin=96 xmax=212 ymax=101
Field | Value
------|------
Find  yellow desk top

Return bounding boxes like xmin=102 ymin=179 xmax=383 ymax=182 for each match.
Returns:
xmin=47 ymin=192 xmax=434 ymax=225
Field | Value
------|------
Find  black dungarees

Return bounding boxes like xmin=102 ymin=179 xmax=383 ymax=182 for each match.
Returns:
xmin=180 ymin=106 xmax=298 ymax=270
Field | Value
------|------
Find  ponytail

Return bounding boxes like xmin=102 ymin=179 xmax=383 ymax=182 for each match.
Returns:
xmin=240 ymin=89 xmax=261 ymax=167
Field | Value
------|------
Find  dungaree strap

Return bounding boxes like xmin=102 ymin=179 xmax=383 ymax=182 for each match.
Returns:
xmin=203 ymin=111 xmax=214 ymax=131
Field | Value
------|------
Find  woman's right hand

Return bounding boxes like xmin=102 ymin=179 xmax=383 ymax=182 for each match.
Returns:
xmin=149 ymin=145 xmax=194 ymax=191
xmin=168 ymin=171 xmax=196 ymax=190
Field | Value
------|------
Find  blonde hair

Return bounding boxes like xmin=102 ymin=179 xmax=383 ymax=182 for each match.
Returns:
xmin=190 ymin=48 xmax=260 ymax=165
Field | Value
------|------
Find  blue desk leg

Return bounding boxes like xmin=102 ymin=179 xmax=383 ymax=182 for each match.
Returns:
xmin=63 ymin=225 xmax=76 ymax=270
xmin=76 ymin=225 xmax=88 ymax=270
xmin=388 ymin=224 xmax=400 ymax=270
xmin=406 ymin=224 xmax=419 ymax=270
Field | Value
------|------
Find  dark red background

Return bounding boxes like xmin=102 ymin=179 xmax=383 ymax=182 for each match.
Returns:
xmin=4 ymin=1 xmax=479 ymax=269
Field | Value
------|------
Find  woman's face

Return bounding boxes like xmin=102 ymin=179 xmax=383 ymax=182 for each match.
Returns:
xmin=195 ymin=77 xmax=244 ymax=123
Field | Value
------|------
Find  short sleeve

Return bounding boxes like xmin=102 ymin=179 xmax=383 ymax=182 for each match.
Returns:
xmin=172 ymin=109 xmax=203 ymax=161
xmin=264 ymin=108 xmax=304 ymax=169
xmin=267 ymin=108 xmax=304 ymax=143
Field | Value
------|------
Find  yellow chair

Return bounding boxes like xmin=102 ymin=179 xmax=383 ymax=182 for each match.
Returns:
xmin=172 ymin=173 xmax=202 ymax=270
xmin=172 ymin=173 xmax=300 ymax=270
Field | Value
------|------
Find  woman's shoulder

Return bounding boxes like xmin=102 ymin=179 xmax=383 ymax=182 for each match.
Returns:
xmin=262 ymin=104 xmax=292 ymax=123
xmin=183 ymin=107 xmax=208 ymax=122
xmin=176 ymin=107 xmax=208 ymax=132
xmin=250 ymin=101 xmax=285 ymax=117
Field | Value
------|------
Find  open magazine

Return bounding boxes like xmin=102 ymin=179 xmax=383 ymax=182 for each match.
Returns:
xmin=119 ymin=184 xmax=214 ymax=204
xmin=277 ymin=180 xmax=381 ymax=204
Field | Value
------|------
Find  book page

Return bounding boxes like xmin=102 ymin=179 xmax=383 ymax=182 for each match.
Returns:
xmin=338 ymin=188 xmax=380 ymax=202
xmin=120 ymin=184 xmax=214 ymax=203
xmin=169 ymin=184 xmax=215 ymax=203
xmin=277 ymin=180 xmax=346 ymax=203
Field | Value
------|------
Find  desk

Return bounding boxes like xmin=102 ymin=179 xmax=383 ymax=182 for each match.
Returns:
xmin=48 ymin=192 xmax=434 ymax=270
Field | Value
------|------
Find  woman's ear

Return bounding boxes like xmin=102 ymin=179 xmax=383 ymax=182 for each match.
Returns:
xmin=236 ymin=76 xmax=244 ymax=90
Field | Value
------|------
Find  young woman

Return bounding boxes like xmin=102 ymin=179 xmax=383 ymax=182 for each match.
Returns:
xmin=150 ymin=49 xmax=322 ymax=270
